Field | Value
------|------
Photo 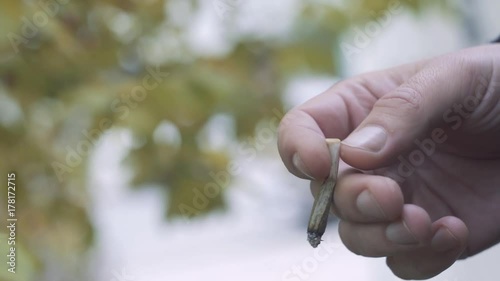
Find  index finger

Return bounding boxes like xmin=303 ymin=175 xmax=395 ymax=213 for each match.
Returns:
xmin=278 ymin=93 xmax=352 ymax=180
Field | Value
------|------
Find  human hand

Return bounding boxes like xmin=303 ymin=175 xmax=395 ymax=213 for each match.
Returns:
xmin=278 ymin=44 xmax=500 ymax=279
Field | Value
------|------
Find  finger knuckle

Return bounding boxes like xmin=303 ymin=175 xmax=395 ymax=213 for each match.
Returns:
xmin=278 ymin=109 xmax=304 ymax=136
xmin=277 ymin=111 xmax=293 ymax=135
xmin=380 ymin=86 xmax=424 ymax=115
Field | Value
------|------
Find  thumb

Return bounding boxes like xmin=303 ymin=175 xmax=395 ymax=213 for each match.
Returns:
xmin=340 ymin=58 xmax=488 ymax=170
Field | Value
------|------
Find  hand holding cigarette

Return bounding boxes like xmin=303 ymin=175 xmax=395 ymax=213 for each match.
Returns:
xmin=277 ymin=45 xmax=500 ymax=279
xmin=307 ymin=138 xmax=340 ymax=248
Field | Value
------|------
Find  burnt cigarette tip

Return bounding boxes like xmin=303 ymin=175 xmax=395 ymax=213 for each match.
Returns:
xmin=307 ymin=232 xmax=322 ymax=248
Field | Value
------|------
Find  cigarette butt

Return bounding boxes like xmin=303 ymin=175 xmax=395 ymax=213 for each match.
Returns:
xmin=307 ymin=138 xmax=341 ymax=248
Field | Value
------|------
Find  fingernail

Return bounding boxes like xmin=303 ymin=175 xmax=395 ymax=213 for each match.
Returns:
xmin=386 ymin=221 xmax=418 ymax=245
xmin=432 ymin=227 xmax=460 ymax=252
xmin=356 ymin=190 xmax=387 ymax=219
xmin=292 ymin=153 xmax=314 ymax=180
xmin=342 ymin=126 xmax=387 ymax=152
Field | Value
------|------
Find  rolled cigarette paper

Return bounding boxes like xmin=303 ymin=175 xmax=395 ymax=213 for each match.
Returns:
xmin=307 ymin=138 xmax=341 ymax=248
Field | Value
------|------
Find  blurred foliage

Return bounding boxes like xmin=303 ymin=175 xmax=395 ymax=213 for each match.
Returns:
xmin=0 ymin=0 xmax=445 ymax=280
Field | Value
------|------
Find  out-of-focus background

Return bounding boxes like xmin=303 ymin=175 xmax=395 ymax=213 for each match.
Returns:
xmin=0 ymin=0 xmax=499 ymax=280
